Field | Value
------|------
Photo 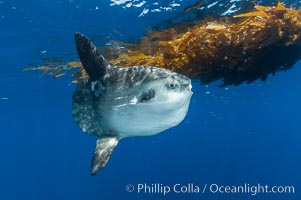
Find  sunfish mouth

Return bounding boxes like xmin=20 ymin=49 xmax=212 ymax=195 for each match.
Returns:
xmin=72 ymin=32 xmax=193 ymax=175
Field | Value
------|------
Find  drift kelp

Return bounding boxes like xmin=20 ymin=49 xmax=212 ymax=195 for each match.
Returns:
xmin=25 ymin=3 xmax=301 ymax=86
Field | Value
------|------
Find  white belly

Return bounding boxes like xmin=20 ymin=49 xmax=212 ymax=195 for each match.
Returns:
xmin=107 ymin=99 xmax=190 ymax=138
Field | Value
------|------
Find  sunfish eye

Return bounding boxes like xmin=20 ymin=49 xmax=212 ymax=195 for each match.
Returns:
xmin=139 ymin=89 xmax=156 ymax=103
xmin=168 ymin=83 xmax=177 ymax=89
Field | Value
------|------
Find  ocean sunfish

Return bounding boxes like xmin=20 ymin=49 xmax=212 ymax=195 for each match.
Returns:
xmin=72 ymin=32 xmax=193 ymax=175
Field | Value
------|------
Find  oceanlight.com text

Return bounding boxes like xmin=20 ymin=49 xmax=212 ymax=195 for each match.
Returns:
xmin=125 ymin=183 xmax=295 ymax=196
xmin=208 ymin=183 xmax=295 ymax=196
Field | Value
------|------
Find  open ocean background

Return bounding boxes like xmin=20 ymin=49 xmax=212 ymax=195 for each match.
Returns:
xmin=0 ymin=0 xmax=300 ymax=199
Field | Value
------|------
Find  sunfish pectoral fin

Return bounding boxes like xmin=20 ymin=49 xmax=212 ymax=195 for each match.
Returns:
xmin=74 ymin=32 xmax=111 ymax=82
xmin=91 ymin=136 xmax=119 ymax=176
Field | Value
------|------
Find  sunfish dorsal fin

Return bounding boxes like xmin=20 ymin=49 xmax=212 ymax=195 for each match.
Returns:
xmin=91 ymin=136 xmax=119 ymax=175
xmin=74 ymin=32 xmax=111 ymax=82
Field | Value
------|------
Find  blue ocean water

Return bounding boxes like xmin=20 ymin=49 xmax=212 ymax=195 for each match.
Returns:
xmin=0 ymin=0 xmax=300 ymax=199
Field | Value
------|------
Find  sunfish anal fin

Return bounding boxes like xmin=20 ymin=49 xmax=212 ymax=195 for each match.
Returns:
xmin=91 ymin=136 xmax=119 ymax=175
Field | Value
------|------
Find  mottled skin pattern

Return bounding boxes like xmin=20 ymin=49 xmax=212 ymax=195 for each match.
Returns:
xmin=72 ymin=65 xmax=190 ymax=137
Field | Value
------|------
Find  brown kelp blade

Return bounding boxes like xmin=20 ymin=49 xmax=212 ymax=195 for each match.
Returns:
xmin=25 ymin=3 xmax=301 ymax=86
